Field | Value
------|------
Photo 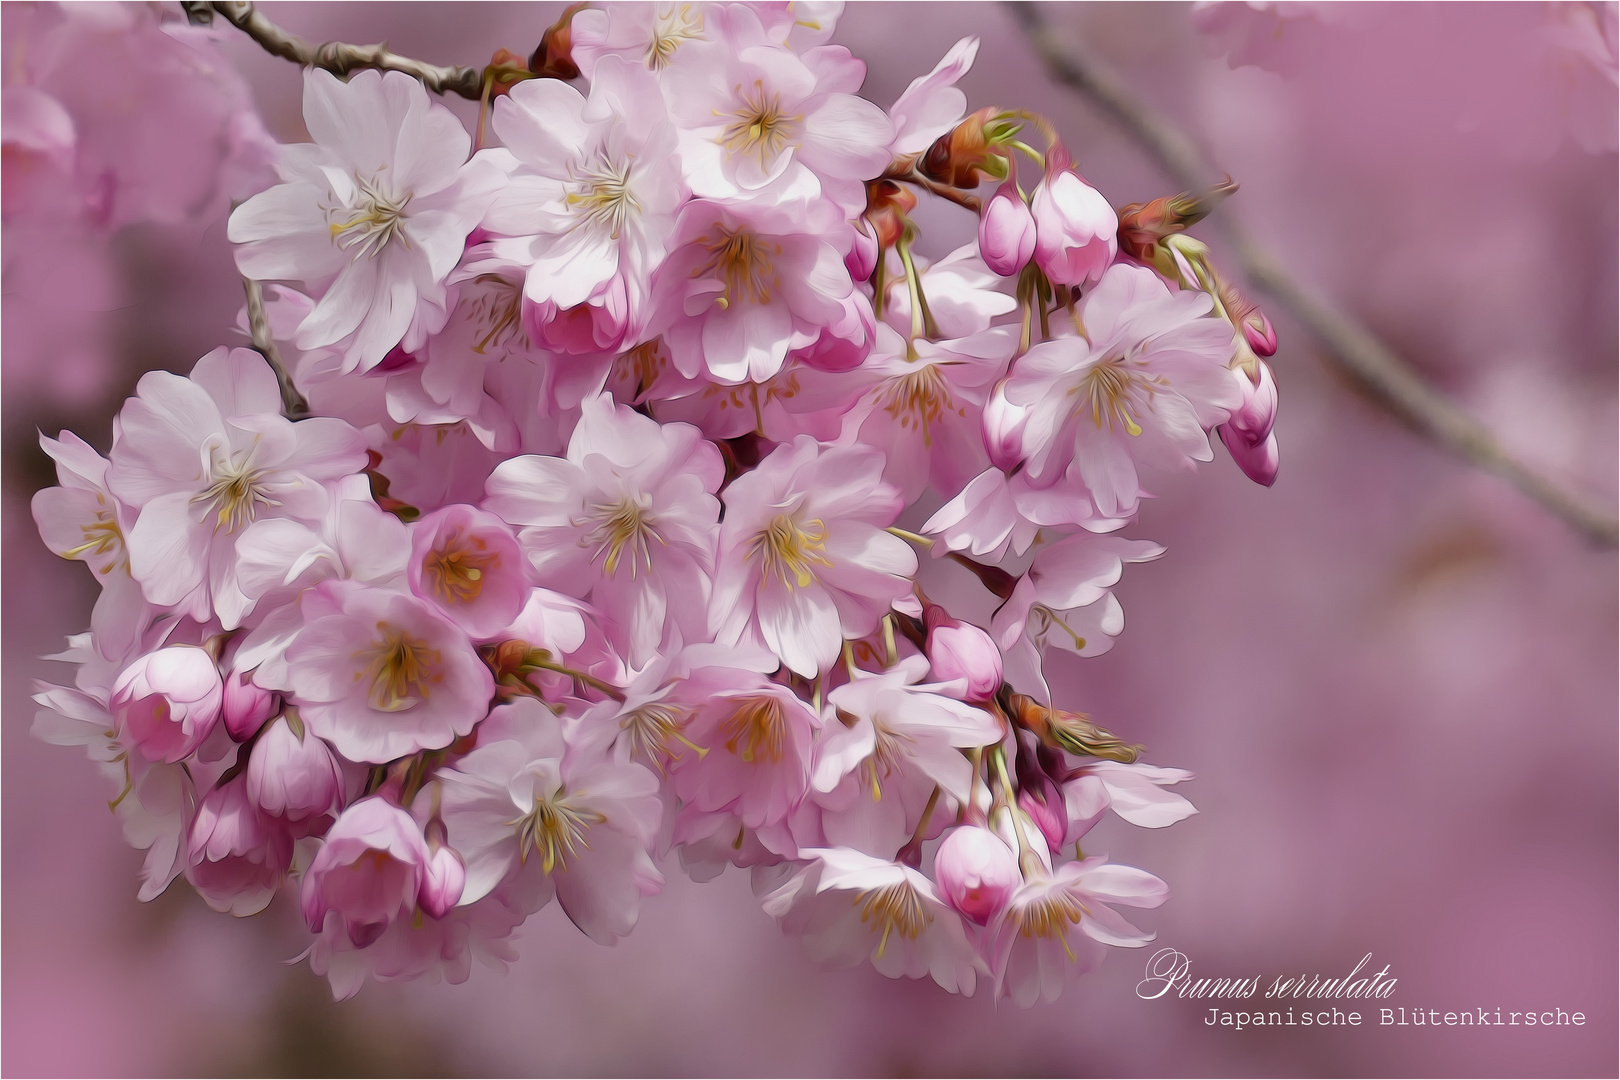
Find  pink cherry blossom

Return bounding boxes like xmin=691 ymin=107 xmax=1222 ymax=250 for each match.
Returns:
xmin=671 ymin=677 xmax=822 ymax=829
xmin=925 ymin=607 xmax=1003 ymax=703
xmin=979 ymin=178 xmax=1038 ymax=277
xmin=483 ymin=56 xmax=681 ymax=354
xmin=221 ymin=667 xmax=278 ymax=741
xmin=1218 ymin=359 xmax=1282 ymax=486
xmin=1003 ymin=263 xmax=1242 ymax=521
xmin=1063 ymin=760 xmax=1198 ymax=841
xmin=763 ymin=847 xmax=981 ymax=993
xmin=301 ymin=797 xmax=444 ymax=947
xmin=246 ymin=715 xmax=345 ymax=826
xmin=1029 ymin=145 xmax=1119 ymax=287
xmin=106 ymin=346 xmax=367 ymax=627
xmin=32 ymin=431 xmax=131 ymax=582
xmin=186 ymin=774 xmax=294 ymax=916
xmin=993 ymin=857 xmax=1168 ymax=1006
xmin=280 ymin=580 xmax=494 ymax=764
xmin=407 ymin=504 xmax=528 ymax=640
xmin=110 ymin=645 xmax=224 ymax=764
xmin=711 ymin=436 xmax=916 ymax=678
xmin=437 ymin=698 xmax=664 ymax=944
xmin=229 ymin=68 xmax=506 ymax=371
xmin=888 ymin=37 xmax=981 ymax=156
xmin=934 ymin=825 xmax=1022 ymax=926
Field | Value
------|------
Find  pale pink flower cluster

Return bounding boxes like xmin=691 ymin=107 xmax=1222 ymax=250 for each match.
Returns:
xmin=33 ymin=1 xmax=1276 ymax=1004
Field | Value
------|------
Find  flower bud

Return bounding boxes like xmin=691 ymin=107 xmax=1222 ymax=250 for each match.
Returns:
xmin=419 ymin=845 xmax=466 ymax=919
xmin=981 ymin=379 xmax=1029 ymax=471
xmin=934 ymin=825 xmax=1021 ymax=925
xmin=222 ymin=668 xmax=277 ymax=741
xmin=863 ymin=178 xmax=917 ymax=250
xmin=919 ymin=106 xmax=1015 ymax=188
xmin=924 ymin=606 xmax=1003 ymax=703
xmin=186 ymin=774 xmax=294 ymax=916
xmin=978 ymin=178 xmax=1037 ymax=277
xmin=247 ymin=714 xmax=344 ymax=824
xmin=1218 ymin=361 xmax=1281 ymax=487
xmin=846 ymin=218 xmax=880 ymax=282
xmin=1008 ymin=693 xmax=1142 ymax=762
xmin=111 ymin=646 xmax=223 ymax=763
xmin=528 ymin=2 xmax=585 ymax=80
xmin=1018 ymin=779 xmax=1068 ymax=853
xmin=1031 ymin=145 xmax=1118 ymax=287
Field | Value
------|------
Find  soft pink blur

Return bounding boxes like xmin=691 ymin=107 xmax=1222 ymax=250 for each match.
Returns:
xmin=3 ymin=3 xmax=1614 ymax=1076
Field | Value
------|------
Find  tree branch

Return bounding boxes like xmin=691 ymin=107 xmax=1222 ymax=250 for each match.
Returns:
xmin=194 ymin=0 xmax=484 ymax=99
xmin=242 ymin=278 xmax=310 ymax=420
xmin=1007 ymin=1 xmax=1618 ymax=548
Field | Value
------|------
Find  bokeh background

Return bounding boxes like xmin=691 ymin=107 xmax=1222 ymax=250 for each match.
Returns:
xmin=4 ymin=3 xmax=1615 ymax=1076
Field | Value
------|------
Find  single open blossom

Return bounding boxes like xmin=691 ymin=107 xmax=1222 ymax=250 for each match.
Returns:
xmin=1004 ymin=263 xmax=1242 ymax=521
xmin=280 ymin=580 xmax=494 ymax=764
xmin=648 ymin=184 xmax=862 ymax=384
xmin=485 ymin=394 xmax=723 ymax=667
xmin=186 ymin=774 xmax=294 ymax=916
xmin=671 ymin=676 xmax=822 ymax=830
xmin=437 ymin=698 xmax=663 ymax=944
xmin=407 ymin=504 xmax=529 ymax=639
xmin=764 ymin=847 xmax=981 ymax=993
xmin=106 ymin=346 xmax=367 ymax=627
xmin=993 ymin=534 xmax=1165 ymax=703
xmin=32 ymin=431 xmax=130 ymax=582
xmin=993 ymin=857 xmax=1168 ymax=1006
xmin=483 ymin=56 xmax=681 ymax=354
xmin=229 ymin=68 xmax=505 ymax=371
xmin=712 ymin=436 xmax=916 ymax=678
xmin=934 ymin=824 xmax=1022 ymax=926
xmin=110 ymin=645 xmax=223 ymax=764
xmin=661 ymin=5 xmax=892 ymax=215
xmin=301 ymin=798 xmax=448 ymax=947
xmin=1063 ymin=760 xmax=1198 ymax=841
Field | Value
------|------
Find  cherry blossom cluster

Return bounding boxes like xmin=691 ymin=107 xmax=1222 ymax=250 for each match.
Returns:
xmin=31 ymin=1 xmax=1281 ymax=1005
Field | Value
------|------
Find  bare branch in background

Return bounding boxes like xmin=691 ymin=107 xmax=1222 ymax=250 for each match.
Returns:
xmin=1008 ymin=2 xmax=1619 ymax=548
xmin=188 ymin=0 xmax=484 ymax=99
xmin=242 ymin=278 xmax=309 ymax=420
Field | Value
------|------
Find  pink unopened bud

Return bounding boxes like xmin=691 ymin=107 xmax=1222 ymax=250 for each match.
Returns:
xmin=419 ymin=845 xmax=466 ymax=919
xmin=846 ymin=217 xmax=879 ymax=282
xmin=1242 ymin=310 xmax=1277 ymax=357
xmin=247 ymin=715 xmax=344 ymax=825
xmin=981 ymin=379 xmax=1029 ymax=471
xmin=1218 ymin=361 xmax=1280 ymax=487
xmin=1030 ymin=145 xmax=1119 ymax=287
xmin=222 ymin=669 xmax=277 ymax=741
xmin=934 ymin=825 xmax=1022 ymax=925
xmin=1018 ymin=776 xmax=1068 ymax=853
xmin=978 ymin=178 xmax=1037 ymax=277
xmin=924 ymin=606 xmax=1003 ymax=703
xmin=186 ymin=775 xmax=294 ymax=916
xmin=111 ymin=646 xmax=223 ymax=763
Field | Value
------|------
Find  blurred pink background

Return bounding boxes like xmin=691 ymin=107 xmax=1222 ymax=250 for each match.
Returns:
xmin=4 ymin=3 xmax=1615 ymax=1076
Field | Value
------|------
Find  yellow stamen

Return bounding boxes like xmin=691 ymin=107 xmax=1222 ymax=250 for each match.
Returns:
xmin=511 ymin=790 xmax=606 ymax=874
xmin=356 ymin=624 xmax=441 ymax=712
xmin=423 ymin=527 xmax=499 ymax=606
xmin=1072 ymin=356 xmax=1168 ymax=437
xmin=694 ymin=224 xmax=782 ymax=308
xmin=717 ymin=79 xmax=802 ymax=170
xmin=719 ymin=695 xmax=788 ymax=764
xmin=752 ymin=513 xmax=832 ymax=590
xmin=854 ymin=880 xmax=932 ymax=959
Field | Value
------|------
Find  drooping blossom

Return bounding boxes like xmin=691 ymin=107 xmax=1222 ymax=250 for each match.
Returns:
xmin=186 ymin=774 xmax=294 ymax=916
xmin=934 ymin=824 xmax=1023 ymax=926
xmin=1029 ymin=144 xmax=1118 ymax=287
xmin=301 ymin=797 xmax=450 ymax=947
xmin=246 ymin=714 xmax=346 ymax=826
xmin=110 ymin=645 xmax=224 ymax=764
xmin=437 ymin=698 xmax=664 ymax=943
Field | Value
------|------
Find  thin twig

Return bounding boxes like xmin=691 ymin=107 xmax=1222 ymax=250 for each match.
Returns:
xmin=879 ymin=162 xmax=984 ymax=213
xmin=198 ymin=0 xmax=484 ymax=99
xmin=1007 ymin=2 xmax=1618 ymax=548
xmin=242 ymin=277 xmax=310 ymax=419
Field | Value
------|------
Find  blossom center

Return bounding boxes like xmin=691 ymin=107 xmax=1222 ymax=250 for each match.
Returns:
xmin=1017 ymin=890 xmax=1091 ymax=962
xmin=880 ymin=366 xmax=964 ymax=446
xmin=423 ymin=528 xmax=499 ymax=606
xmin=567 ymin=156 xmax=640 ymax=240
xmin=696 ymin=225 xmax=781 ymax=309
xmin=860 ymin=713 xmax=913 ymax=801
xmin=620 ymin=701 xmax=699 ymax=768
xmin=329 ymin=174 xmax=411 ymax=259
xmin=193 ymin=447 xmax=277 ymax=534
xmin=357 ymin=625 xmax=442 ymax=712
xmin=719 ymin=80 xmax=801 ymax=169
xmin=1073 ymin=356 xmax=1167 ymax=437
xmin=855 ymin=880 xmax=932 ymax=958
xmin=720 ymin=695 xmax=787 ymax=763
xmin=512 ymin=789 xmax=606 ymax=874
xmin=645 ymin=6 xmax=704 ymax=70
xmin=581 ymin=494 xmax=664 ymax=578
xmin=1028 ymin=606 xmax=1087 ymax=652
xmin=61 ymin=499 xmax=126 ymax=574
xmin=468 ymin=275 xmax=528 ymax=355
xmin=752 ymin=512 xmax=832 ymax=590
